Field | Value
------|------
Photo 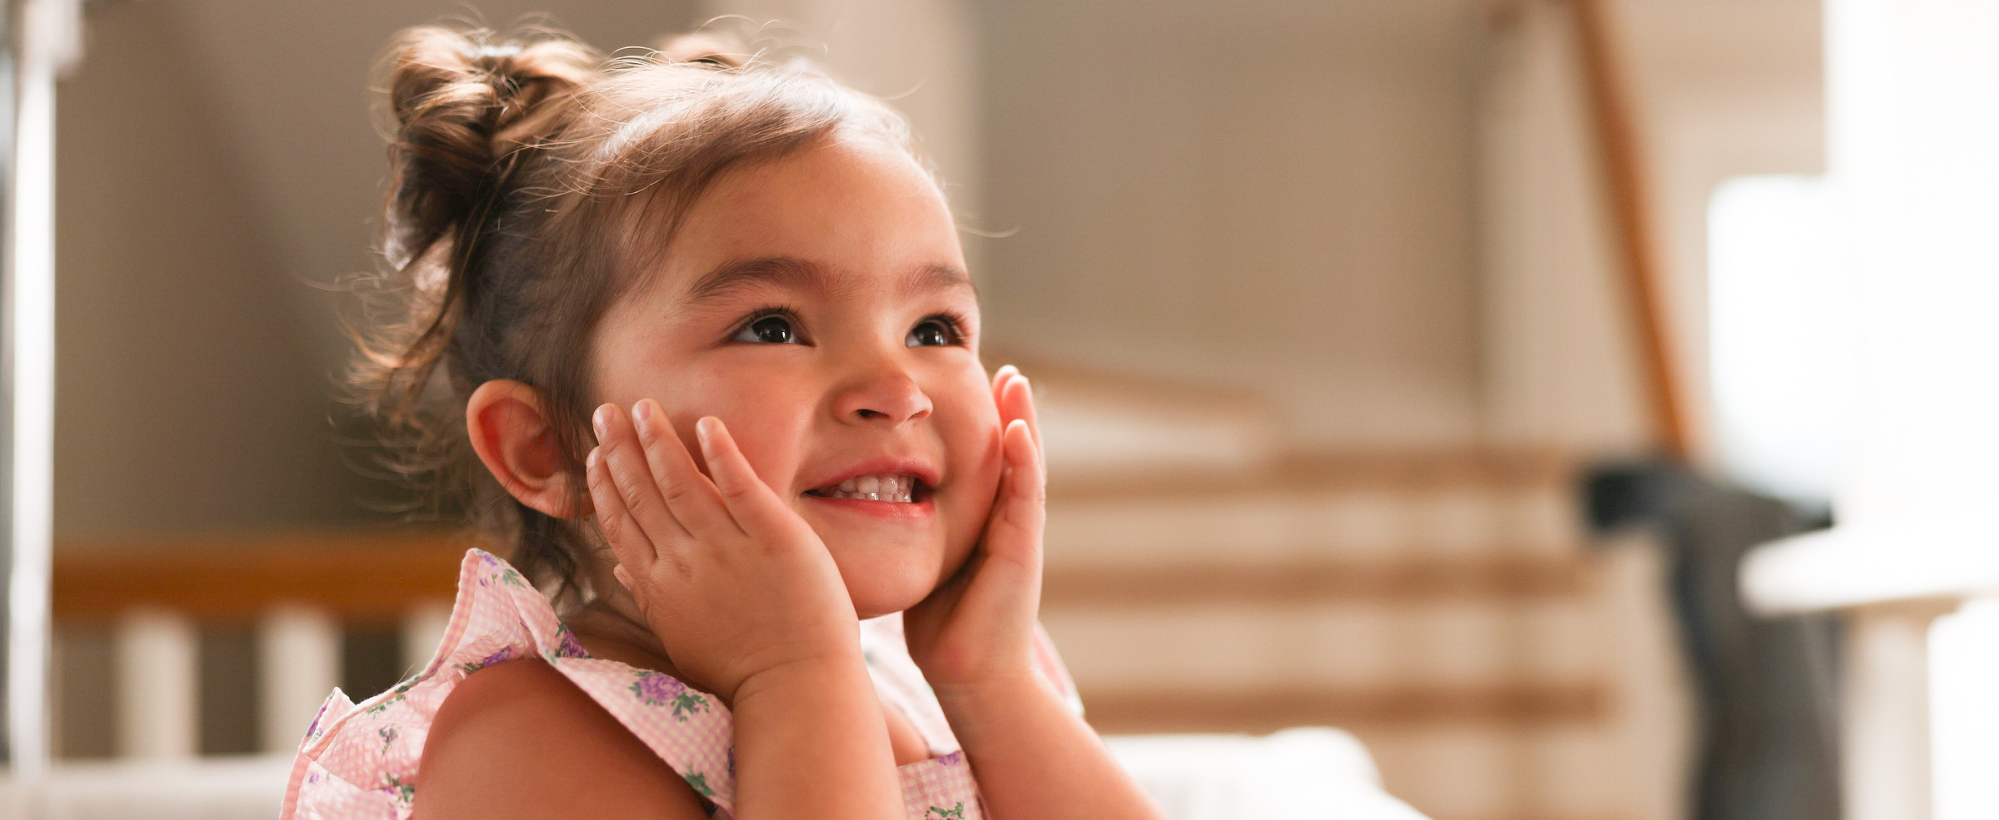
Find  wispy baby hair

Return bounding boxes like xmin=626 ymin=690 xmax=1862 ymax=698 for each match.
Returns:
xmin=350 ymin=21 xmax=914 ymax=607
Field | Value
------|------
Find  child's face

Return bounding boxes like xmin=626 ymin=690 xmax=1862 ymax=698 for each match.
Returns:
xmin=590 ymin=133 xmax=1001 ymax=619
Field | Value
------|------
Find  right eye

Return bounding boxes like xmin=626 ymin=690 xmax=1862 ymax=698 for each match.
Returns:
xmin=732 ymin=314 xmax=801 ymax=344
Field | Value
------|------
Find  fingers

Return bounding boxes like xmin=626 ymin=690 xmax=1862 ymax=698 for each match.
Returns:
xmin=982 ymin=418 xmax=1046 ymax=571
xmin=586 ymin=434 xmax=658 ymax=579
xmin=693 ymin=417 xmax=808 ymax=544
xmin=999 ymin=418 xmax=1046 ymax=521
xmin=592 ymin=403 xmax=691 ymax=546
xmin=992 ymin=365 xmax=1041 ymax=454
xmin=630 ymin=399 xmax=738 ymax=539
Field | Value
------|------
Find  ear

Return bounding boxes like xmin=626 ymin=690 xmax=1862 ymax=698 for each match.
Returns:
xmin=466 ymin=380 xmax=588 ymax=520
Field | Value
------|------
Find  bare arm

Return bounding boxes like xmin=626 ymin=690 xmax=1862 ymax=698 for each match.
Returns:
xmin=410 ymin=639 xmax=894 ymax=820
xmin=729 ymin=653 xmax=900 ymax=819
xmin=938 ymin=675 xmax=1160 ymax=820
xmin=411 ymin=659 xmax=704 ymax=820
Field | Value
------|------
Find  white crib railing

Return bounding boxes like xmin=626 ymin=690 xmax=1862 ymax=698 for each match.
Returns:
xmin=53 ymin=533 xmax=467 ymax=759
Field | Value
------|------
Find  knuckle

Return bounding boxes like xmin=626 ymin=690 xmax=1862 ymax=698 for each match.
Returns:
xmin=620 ymin=482 xmax=650 ymax=511
xmin=660 ymin=481 xmax=696 ymax=506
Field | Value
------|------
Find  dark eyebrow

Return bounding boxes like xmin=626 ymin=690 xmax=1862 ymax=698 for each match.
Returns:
xmin=685 ymin=257 xmax=978 ymax=305
xmin=905 ymin=263 xmax=977 ymax=298
xmin=682 ymin=256 xmax=825 ymax=305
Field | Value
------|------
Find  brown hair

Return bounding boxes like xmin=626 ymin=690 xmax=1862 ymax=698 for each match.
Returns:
xmin=349 ymin=23 xmax=916 ymax=607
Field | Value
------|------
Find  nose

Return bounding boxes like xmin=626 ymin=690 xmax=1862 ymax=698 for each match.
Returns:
xmin=832 ymin=357 xmax=933 ymax=426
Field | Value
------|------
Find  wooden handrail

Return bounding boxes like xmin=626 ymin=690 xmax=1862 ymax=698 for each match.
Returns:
xmin=53 ymin=532 xmax=472 ymax=620
xmin=1569 ymin=0 xmax=1693 ymax=461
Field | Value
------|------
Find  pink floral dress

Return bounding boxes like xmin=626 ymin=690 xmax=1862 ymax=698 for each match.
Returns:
xmin=281 ymin=549 xmax=1081 ymax=820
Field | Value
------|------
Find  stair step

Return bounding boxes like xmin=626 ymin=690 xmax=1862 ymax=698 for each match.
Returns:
xmin=1048 ymin=450 xmax=1577 ymax=501
xmin=1046 ymin=484 xmax=1585 ymax=569
xmin=1041 ymin=596 xmax=1606 ymax=694
xmin=1044 ymin=557 xmax=1590 ymax=604
xmin=1078 ymin=684 xmax=1605 ymax=734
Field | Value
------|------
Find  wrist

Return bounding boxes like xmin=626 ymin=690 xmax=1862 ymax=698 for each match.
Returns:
xmin=910 ymin=638 xmax=1036 ymax=695
xmin=930 ymin=668 xmax=1049 ymax=731
xmin=729 ymin=647 xmax=871 ymax=708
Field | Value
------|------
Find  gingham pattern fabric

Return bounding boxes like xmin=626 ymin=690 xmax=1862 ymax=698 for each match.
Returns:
xmin=281 ymin=548 xmax=1079 ymax=820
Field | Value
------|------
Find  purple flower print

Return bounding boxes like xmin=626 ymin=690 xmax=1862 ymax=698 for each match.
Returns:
xmin=385 ymin=773 xmax=415 ymax=806
xmin=453 ymin=648 xmax=513 ymax=677
xmin=630 ymin=672 xmax=710 ymax=721
xmin=554 ymin=624 xmax=589 ymax=659
xmin=631 ymin=671 xmax=680 ymax=705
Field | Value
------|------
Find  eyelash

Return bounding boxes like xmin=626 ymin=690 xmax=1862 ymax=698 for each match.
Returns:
xmin=917 ymin=311 xmax=970 ymax=346
xmin=728 ymin=307 xmax=972 ymax=346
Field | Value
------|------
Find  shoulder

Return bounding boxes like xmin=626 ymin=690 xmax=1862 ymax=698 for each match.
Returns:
xmin=412 ymin=659 xmax=707 ymax=820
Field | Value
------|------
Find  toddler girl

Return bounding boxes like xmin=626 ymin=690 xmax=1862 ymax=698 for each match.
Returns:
xmin=281 ymin=22 xmax=1164 ymax=820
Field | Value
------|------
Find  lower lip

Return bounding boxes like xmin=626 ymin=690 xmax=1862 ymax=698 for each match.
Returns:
xmin=801 ymin=494 xmax=935 ymax=520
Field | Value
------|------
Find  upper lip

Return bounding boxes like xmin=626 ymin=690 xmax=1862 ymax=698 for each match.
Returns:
xmin=801 ymin=456 xmax=942 ymax=494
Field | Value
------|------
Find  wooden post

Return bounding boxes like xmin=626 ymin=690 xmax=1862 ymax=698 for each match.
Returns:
xmin=113 ymin=608 xmax=198 ymax=760
xmin=1844 ymin=603 xmax=1951 ymax=820
xmin=258 ymin=605 xmax=339 ymax=754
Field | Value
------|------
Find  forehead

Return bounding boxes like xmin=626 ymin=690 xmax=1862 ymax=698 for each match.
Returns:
xmin=654 ymin=133 xmax=968 ymax=302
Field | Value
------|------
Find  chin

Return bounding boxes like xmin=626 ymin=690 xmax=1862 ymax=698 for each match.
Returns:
xmin=813 ymin=519 xmax=962 ymax=619
xmin=845 ymin=566 xmax=942 ymax=619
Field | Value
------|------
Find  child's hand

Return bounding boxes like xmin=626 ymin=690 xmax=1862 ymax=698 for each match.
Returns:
xmin=903 ymin=366 xmax=1046 ymax=695
xmin=586 ymin=401 xmax=861 ymax=703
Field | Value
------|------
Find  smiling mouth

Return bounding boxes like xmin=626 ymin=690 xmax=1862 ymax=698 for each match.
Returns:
xmin=805 ymin=473 xmax=921 ymax=503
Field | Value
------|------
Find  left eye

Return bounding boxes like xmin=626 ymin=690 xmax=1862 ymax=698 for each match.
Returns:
xmin=906 ymin=319 xmax=956 ymax=347
xmin=732 ymin=314 xmax=800 ymax=344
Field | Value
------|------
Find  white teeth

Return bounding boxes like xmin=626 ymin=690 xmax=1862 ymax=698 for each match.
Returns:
xmin=815 ymin=473 xmax=917 ymax=502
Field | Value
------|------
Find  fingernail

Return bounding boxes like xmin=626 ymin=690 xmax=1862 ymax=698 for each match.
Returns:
xmin=695 ymin=417 xmax=718 ymax=457
xmin=631 ymin=400 xmax=651 ymax=435
xmin=998 ymin=364 xmax=1019 ymax=377
xmin=613 ymin=565 xmax=632 ymax=591
xmin=592 ymin=405 xmax=612 ymax=440
xmin=586 ymin=447 xmax=600 ymax=470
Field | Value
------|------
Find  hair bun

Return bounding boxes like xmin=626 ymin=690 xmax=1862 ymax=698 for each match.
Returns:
xmin=380 ymin=25 xmax=600 ymax=267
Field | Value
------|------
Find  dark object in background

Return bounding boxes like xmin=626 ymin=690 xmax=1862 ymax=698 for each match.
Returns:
xmin=1587 ymin=461 xmax=1840 ymax=820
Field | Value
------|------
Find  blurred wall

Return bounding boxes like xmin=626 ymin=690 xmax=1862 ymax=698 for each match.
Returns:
xmin=977 ymin=0 xmax=1487 ymax=451
xmin=54 ymin=0 xmax=704 ymax=537
xmin=975 ymin=0 xmax=1823 ymax=458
